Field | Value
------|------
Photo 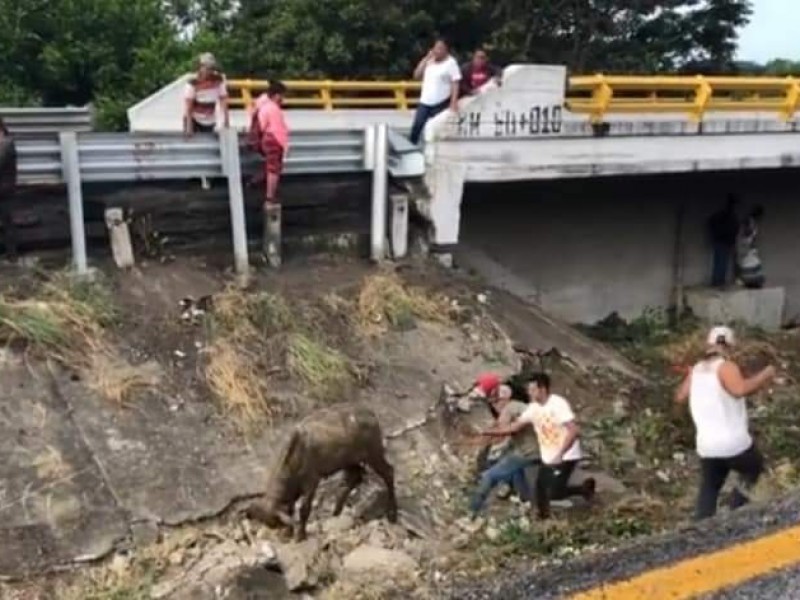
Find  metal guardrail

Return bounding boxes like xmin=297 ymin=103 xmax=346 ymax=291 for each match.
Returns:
xmin=228 ymin=79 xmax=422 ymax=111
xmin=0 ymin=107 xmax=93 ymax=135
xmin=17 ymin=130 xmax=369 ymax=186
xmin=15 ymin=126 xmax=392 ymax=278
xmin=227 ymin=76 xmax=800 ymax=121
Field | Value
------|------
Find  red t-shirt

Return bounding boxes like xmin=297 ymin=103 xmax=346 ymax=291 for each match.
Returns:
xmin=470 ymin=68 xmax=491 ymax=90
xmin=474 ymin=373 xmax=501 ymax=396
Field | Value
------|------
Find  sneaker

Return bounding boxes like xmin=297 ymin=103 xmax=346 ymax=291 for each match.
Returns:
xmin=550 ymin=499 xmax=573 ymax=509
xmin=581 ymin=478 xmax=597 ymax=502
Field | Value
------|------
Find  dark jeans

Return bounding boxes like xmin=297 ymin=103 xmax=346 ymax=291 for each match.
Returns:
xmin=711 ymin=243 xmax=734 ymax=287
xmin=536 ymin=460 xmax=585 ymax=518
xmin=695 ymin=444 xmax=764 ymax=521
xmin=409 ymin=99 xmax=449 ymax=145
xmin=192 ymin=120 xmax=215 ymax=134
xmin=470 ymin=454 xmax=535 ymax=515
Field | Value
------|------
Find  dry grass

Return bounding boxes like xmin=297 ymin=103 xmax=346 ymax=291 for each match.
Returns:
xmin=204 ymin=340 xmax=276 ymax=429
xmin=87 ymin=354 xmax=162 ymax=406
xmin=356 ymin=272 xmax=449 ymax=336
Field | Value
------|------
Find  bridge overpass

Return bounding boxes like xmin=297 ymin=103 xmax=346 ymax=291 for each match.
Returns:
xmin=20 ymin=67 xmax=800 ymax=326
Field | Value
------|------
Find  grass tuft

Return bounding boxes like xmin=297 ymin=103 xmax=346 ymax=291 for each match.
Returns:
xmin=356 ymin=272 xmax=449 ymax=336
xmin=287 ymin=333 xmax=354 ymax=401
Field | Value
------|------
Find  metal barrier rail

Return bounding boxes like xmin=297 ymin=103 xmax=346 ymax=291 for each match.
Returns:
xmin=15 ymin=126 xmax=391 ymax=277
xmin=227 ymin=79 xmax=422 ymax=111
xmin=17 ymin=130 xmax=369 ymax=185
xmin=227 ymin=76 xmax=800 ymax=121
xmin=568 ymin=75 xmax=800 ymax=123
xmin=0 ymin=107 xmax=94 ymax=135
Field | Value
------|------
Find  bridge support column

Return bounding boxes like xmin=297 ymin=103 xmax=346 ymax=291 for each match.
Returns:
xmin=426 ymin=162 xmax=466 ymax=267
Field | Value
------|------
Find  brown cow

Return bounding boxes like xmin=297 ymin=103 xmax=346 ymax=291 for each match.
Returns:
xmin=246 ymin=405 xmax=398 ymax=541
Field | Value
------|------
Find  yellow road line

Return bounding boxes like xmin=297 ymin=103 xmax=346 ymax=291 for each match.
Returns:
xmin=571 ymin=524 xmax=800 ymax=600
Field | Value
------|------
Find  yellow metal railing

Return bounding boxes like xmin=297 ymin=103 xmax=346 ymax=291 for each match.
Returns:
xmin=227 ymin=75 xmax=800 ymax=121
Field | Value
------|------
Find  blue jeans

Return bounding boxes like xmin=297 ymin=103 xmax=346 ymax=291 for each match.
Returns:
xmin=711 ymin=243 xmax=733 ymax=287
xmin=469 ymin=454 xmax=534 ymax=515
xmin=409 ymin=99 xmax=449 ymax=145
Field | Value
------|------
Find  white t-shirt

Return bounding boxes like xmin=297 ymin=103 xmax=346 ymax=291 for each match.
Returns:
xmin=520 ymin=394 xmax=582 ymax=465
xmin=689 ymin=357 xmax=752 ymax=458
xmin=420 ymin=56 xmax=461 ymax=106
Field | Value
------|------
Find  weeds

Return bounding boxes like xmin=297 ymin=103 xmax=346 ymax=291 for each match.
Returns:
xmin=287 ymin=333 xmax=354 ymax=401
xmin=356 ymin=272 xmax=449 ymax=336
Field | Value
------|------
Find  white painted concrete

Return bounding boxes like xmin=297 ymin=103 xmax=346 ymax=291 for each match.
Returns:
xmin=458 ymin=171 xmax=800 ymax=325
xmin=686 ymin=287 xmax=786 ymax=331
xmin=421 ymin=64 xmax=800 ymax=252
xmin=127 ymin=73 xmax=413 ymax=132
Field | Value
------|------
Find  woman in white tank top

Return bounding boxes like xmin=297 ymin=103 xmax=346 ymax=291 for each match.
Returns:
xmin=674 ymin=326 xmax=775 ymax=520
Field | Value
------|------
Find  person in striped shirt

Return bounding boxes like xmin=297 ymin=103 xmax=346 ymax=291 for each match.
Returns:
xmin=183 ymin=53 xmax=230 ymax=136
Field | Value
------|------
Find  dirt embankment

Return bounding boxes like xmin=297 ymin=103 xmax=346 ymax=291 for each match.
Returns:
xmin=1 ymin=253 xmax=799 ymax=600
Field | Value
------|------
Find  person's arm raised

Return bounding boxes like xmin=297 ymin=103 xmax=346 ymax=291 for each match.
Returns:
xmin=674 ymin=373 xmax=691 ymax=405
xmin=719 ymin=360 xmax=775 ymax=398
xmin=413 ymin=50 xmax=433 ymax=80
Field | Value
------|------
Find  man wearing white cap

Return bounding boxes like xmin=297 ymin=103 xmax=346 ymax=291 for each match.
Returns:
xmin=674 ymin=326 xmax=775 ymax=520
xmin=184 ymin=52 xmax=230 ymax=136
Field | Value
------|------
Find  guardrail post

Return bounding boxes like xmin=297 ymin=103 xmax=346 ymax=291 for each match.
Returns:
xmin=219 ymin=128 xmax=250 ymax=280
xmin=59 ymin=132 xmax=88 ymax=276
xmin=370 ymin=124 xmax=389 ymax=262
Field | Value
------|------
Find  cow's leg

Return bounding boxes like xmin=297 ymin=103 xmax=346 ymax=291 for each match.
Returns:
xmin=367 ymin=454 xmax=398 ymax=523
xmin=295 ymin=478 xmax=320 ymax=542
xmin=333 ymin=465 xmax=365 ymax=516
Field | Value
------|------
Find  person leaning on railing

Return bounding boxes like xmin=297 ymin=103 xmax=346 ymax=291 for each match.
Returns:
xmin=0 ymin=119 xmax=18 ymax=259
xmin=183 ymin=52 xmax=230 ymax=137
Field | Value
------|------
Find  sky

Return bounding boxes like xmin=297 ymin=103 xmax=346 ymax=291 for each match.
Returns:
xmin=737 ymin=0 xmax=800 ymax=63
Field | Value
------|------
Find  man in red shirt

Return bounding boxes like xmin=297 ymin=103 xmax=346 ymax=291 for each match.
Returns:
xmin=460 ymin=48 xmax=501 ymax=96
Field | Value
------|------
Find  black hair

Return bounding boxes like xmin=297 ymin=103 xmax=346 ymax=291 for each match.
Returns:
xmin=0 ymin=118 xmax=8 ymax=136
xmin=434 ymin=37 xmax=450 ymax=50
xmin=267 ymin=80 xmax=287 ymax=97
xmin=528 ymin=372 xmax=551 ymax=391
xmin=751 ymin=205 xmax=765 ymax=219
xmin=726 ymin=193 xmax=740 ymax=207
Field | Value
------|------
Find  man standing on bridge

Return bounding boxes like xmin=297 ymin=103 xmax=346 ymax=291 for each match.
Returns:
xmin=410 ymin=38 xmax=461 ymax=146
xmin=674 ymin=326 xmax=775 ymax=520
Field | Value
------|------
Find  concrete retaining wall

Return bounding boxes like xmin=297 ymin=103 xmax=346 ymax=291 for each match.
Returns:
xmin=458 ymin=168 xmax=800 ymax=325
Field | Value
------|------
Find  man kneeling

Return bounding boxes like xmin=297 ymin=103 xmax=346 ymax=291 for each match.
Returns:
xmin=480 ymin=373 xmax=595 ymax=519
xmin=469 ymin=384 xmax=535 ymax=517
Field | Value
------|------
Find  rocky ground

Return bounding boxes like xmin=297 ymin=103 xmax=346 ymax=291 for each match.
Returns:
xmin=0 ymin=251 xmax=798 ymax=599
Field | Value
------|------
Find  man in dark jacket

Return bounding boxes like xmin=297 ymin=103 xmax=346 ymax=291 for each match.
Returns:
xmin=706 ymin=194 xmax=740 ymax=288
xmin=460 ymin=48 xmax=501 ymax=96
xmin=0 ymin=118 xmax=18 ymax=259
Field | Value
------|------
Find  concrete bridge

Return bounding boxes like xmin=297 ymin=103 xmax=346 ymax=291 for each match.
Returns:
xmin=125 ymin=68 xmax=800 ymax=326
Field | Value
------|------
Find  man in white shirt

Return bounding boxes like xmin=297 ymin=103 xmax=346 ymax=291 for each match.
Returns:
xmin=480 ymin=372 xmax=595 ymax=519
xmin=674 ymin=326 xmax=775 ymax=520
xmin=469 ymin=385 xmax=536 ymax=517
xmin=409 ymin=38 xmax=461 ymax=145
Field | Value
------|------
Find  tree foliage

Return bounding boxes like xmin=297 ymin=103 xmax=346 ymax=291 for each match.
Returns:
xmin=0 ymin=0 xmax=762 ymax=129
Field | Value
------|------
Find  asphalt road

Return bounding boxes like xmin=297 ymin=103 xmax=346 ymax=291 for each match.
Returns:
xmin=704 ymin=566 xmax=800 ymax=599
xmin=449 ymin=493 xmax=800 ymax=599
